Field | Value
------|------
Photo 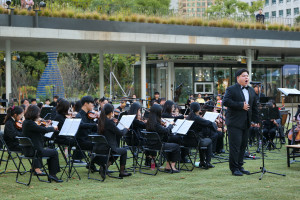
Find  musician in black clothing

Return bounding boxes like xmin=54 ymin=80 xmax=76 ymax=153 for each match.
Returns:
xmin=75 ymin=96 xmax=99 ymax=171
xmin=186 ymin=102 xmax=215 ymax=168
xmin=4 ymin=106 xmax=24 ymax=151
xmin=22 ymin=105 xmax=62 ymax=182
xmin=50 ymin=96 xmax=59 ymax=107
xmin=146 ymin=104 xmax=180 ymax=172
xmin=98 ymin=103 xmax=132 ymax=177
xmin=150 ymin=92 xmax=161 ymax=106
xmin=162 ymin=100 xmax=184 ymax=121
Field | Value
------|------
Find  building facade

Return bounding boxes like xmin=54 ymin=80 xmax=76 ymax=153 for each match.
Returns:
xmin=178 ymin=0 xmax=215 ymax=17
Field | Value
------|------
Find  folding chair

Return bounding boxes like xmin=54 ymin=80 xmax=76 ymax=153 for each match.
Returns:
xmin=0 ymin=132 xmax=27 ymax=174
xmin=15 ymin=137 xmax=51 ymax=186
xmin=123 ymin=129 xmax=142 ymax=173
xmin=88 ymin=135 xmax=122 ymax=181
xmin=180 ymin=130 xmax=207 ymax=171
xmin=139 ymin=131 xmax=176 ymax=176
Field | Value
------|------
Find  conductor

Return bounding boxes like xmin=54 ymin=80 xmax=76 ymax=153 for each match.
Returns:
xmin=223 ymin=69 xmax=259 ymax=176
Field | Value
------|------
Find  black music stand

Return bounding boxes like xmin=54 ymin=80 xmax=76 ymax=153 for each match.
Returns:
xmin=40 ymin=107 xmax=53 ymax=120
xmin=0 ymin=114 xmax=6 ymax=132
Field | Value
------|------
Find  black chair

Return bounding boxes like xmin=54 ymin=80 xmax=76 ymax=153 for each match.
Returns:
xmin=0 ymin=132 xmax=27 ymax=174
xmin=139 ymin=131 xmax=176 ymax=176
xmin=15 ymin=137 xmax=51 ymax=186
xmin=88 ymin=135 xmax=122 ymax=181
xmin=180 ymin=130 xmax=207 ymax=171
xmin=123 ymin=129 xmax=142 ymax=173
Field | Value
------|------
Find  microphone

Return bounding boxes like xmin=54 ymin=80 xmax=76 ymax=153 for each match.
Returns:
xmin=250 ymin=81 xmax=261 ymax=85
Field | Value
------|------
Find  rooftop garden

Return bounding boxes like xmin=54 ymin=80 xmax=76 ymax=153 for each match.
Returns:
xmin=0 ymin=0 xmax=300 ymax=32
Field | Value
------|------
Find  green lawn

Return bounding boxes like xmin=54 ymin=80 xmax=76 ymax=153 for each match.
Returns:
xmin=0 ymin=145 xmax=299 ymax=200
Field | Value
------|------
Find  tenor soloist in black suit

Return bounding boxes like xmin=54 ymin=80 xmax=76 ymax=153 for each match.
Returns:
xmin=223 ymin=69 xmax=259 ymax=176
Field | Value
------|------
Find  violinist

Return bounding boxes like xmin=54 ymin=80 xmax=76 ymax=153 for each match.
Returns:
xmin=186 ymin=102 xmax=214 ymax=169
xmin=22 ymin=105 xmax=62 ymax=182
xmin=98 ymin=103 xmax=132 ymax=177
xmin=99 ymin=97 xmax=108 ymax=110
xmin=114 ymin=99 xmax=126 ymax=119
xmin=162 ymin=100 xmax=184 ymax=121
xmin=146 ymin=104 xmax=180 ymax=172
xmin=75 ymin=96 xmax=99 ymax=171
xmin=3 ymin=106 xmax=24 ymax=151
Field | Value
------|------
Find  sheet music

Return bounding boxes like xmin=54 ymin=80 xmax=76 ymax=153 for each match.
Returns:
xmin=278 ymin=88 xmax=300 ymax=96
xmin=177 ymin=120 xmax=194 ymax=135
xmin=52 ymin=121 xmax=59 ymax=127
xmin=172 ymin=119 xmax=185 ymax=134
xmin=117 ymin=115 xmax=135 ymax=130
xmin=59 ymin=119 xmax=81 ymax=136
xmin=44 ymin=132 xmax=54 ymax=138
xmin=162 ymin=118 xmax=174 ymax=127
xmin=203 ymin=112 xmax=220 ymax=122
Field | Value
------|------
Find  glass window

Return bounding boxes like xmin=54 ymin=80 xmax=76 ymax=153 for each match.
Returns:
xmin=294 ymin=7 xmax=299 ymax=15
xmin=194 ymin=67 xmax=213 ymax=81
xmin=279 ymin=10 xmax=283 ymax=17
xmin=272 ymin=0 xmax=276 ymax=4
xmin=194 ymin=82 xmax=213 ymax=94
xmin=265 ymin=12 xmax=269 ymax=18
xmin=287 ymin=0 xmax=291 ymax=2
xmin=287 ymin=9 xmax=291 ymax=16
xmin=279 ymin=0 xmax=283 ymax=3
xmin=266 ymin=67 xmax=281 ymax=102
xmin=265 ymin=0 xmax=269 ymax=5
xmin=214 ymin=67 xmax=231 ymax=95
xmin=283 ymin=65 xmax=298 ymax=89
xmin=175 ymin=67 xmax=193 ymax=104
xmin=272 ymin=11 xmax=276 ymax=17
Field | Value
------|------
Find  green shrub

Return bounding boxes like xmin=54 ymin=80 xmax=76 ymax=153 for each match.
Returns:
xmin=108 ymin=15 xmax=115 ymax=21
xmin=60 ymin=10 xmax=68 ymax=18
xmin=138 ymin=15 xmax=146 ymax=23
xmin=92 ymin=12 xmax=100 ymax=20
xmin=0 ymin=6 xmax=4 ymax=14
xmin=130 ymin=14 xmax=138 ymax=22
xmin=154 ymin=17 xmax=161 ymax=24
xmin=66 ymin=10 xmax=75 ymax=18
xmin=19 ymin=9 xmax=28 ymax=16
xmin=28 ymin=10 xmax=35 ymax=16
xmin=85 ymin=13 xmax=93 ymax=20
xmin=42 ymin=9 xmax=52 ymax=17
xmin=75 ymin=13 xmax=85 ymax=19
xmin=100 ymin=14 xmax=108 ymax=21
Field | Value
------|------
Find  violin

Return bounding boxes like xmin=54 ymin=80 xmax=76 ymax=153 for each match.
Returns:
xmin=15 ymin=121 xmax=23 ymax=130
xmin=87 ymin=111 xmax=97 ymax=120
xmin=36 ymin=119 xmax=51 ymax=127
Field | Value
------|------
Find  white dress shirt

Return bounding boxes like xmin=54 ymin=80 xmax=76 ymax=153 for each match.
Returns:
xmin=241 ymin=86 xmax=249 ymax=104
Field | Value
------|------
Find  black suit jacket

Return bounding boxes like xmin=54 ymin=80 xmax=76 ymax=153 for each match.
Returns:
xmin=4 ymin=118 xmax=23 ymax=150
xmin=22 ymin=119 xmax=55 ymax=154
xmin=223 ymin=83 xmax=259 ymax=129
xmin=75 ymin=109 xmax=98 ymax=143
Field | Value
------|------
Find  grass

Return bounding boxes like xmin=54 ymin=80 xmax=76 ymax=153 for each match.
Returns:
xmin=0 ymin=144 xmax=299 ymax=200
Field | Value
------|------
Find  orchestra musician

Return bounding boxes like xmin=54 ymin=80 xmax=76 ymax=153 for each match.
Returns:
xmin=150 ymin=92 xmax=161 ymax=106
xmin=146 ymin=104 xmax=180 ymax=172
xmin=186 ymin=102 xmax=215 ymax=168
xmin=22 ymin=105 xmax=62 ymax=182
xmin=75 ymin=96 xmax=99 ymax=172
xmin=98 ymin=103 xmax=132 ymax=177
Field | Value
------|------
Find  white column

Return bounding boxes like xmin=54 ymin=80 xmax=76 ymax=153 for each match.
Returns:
xmin=141 ymin=46 xmax=146 ymax=107
xmin=167 ymin=62 xmax=174 ymax=100
xmin=246 ymin=49 xmax=253 ymax=83
xmin=156 ymin=66 xmax=161 ymax=95
xmin=99 ymin=51 xmax=104 ymax=98
xmin=5 ymin=40 xmax=11 ymax=106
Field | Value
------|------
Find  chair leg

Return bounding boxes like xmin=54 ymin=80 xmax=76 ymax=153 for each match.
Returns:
xmin=16 ymin=159 xmax=34 ymax=186
xmin=107 ymin=156 xmax=122 ymax=179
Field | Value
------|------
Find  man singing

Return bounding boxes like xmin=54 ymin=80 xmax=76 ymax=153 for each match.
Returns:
xmin=223 ymin=69 xmax=259 ymax=176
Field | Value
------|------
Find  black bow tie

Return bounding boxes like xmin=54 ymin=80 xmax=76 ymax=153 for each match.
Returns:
xmin=242 ymin=86 xmax=249 ymax=90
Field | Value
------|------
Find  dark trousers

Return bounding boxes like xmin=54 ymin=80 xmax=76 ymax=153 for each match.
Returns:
xmin=228 ymin=126 xmax=248 ymax=172
xmin=168 ymin=135 xmax=188 ymax=160
xmin=263 ymin=127 xmax=276 ymax=141
xmin=216 ymin=131 xmax=224 ymax=153
xmin=210 ymin=130 xmax=218 ymax=153
xmin=163 ymin=143 xmax=180 ymax=162
xmin=199 ymin=138 xmax=212 ymax=163
xmin=110 ymin=148 xmax=127 ymax=166
xmin=40 ymin=148 xmax=60 ymax=176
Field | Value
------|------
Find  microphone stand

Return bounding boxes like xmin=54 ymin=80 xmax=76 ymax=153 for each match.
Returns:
xmin=250 ymin=89 xmax=286 ymax=180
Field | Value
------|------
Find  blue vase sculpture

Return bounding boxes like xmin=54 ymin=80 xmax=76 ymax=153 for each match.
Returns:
xmin=36 ymin=52 xmax=65 ymax=99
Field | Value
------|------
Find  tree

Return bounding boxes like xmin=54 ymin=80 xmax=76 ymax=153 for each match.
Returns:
xmin=248 ymin=1 xmax=264 ymax=15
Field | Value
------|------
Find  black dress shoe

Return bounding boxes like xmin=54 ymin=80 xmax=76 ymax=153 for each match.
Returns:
xmin=239 ymin=168 xmax=250 ymax=175
xmin=119 ymin=172 xmax=132 ymax=177
xmin=34 ymin=171 xmax=47 ymax=176
xmin=49 ymin=175 xmax=63 ymax=183
xmin=206 ymin=163 xmax=215 ymax=168
xmin=232 ymin=170 xmax=243 ymax=176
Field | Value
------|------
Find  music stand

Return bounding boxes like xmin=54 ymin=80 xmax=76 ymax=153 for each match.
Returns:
xmin=40 ymin=107 xmax=53 ymax=119
xmin=0 ymin=114 xmax=6 ymax=131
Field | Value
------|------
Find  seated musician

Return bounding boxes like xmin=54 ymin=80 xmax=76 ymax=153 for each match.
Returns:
xmin=22 ymin=105 xmax=62 ymax=182
xmin=214 ymin=113 xmax=226 ymax=154
xmin=196 ymin=93 xmax=205 ymax=104
xmin=98 ymin=103 xmax=132 ymax=177
xmin=4 ymin=106 xmax=24 ymax=151
xmin=186 ymin=102 xmax=215 ymax=168
xmin=99 ymin=97 xmax=108 ymax=111
xmin=262 ymin=101 xmax=280 ymax=149
xmin=75 ymin=96 xmax=99 ymax=171
xmin=146 ymin=104 xmax=180 ymax=172
xmin=126 ymin=102 xmax=146 ymax=146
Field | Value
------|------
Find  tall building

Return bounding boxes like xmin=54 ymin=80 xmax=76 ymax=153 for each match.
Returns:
xmin=241 ymin=0 xmax=300 ymax=25
xmin=178 ymin=0 xmax=215 ymax=17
